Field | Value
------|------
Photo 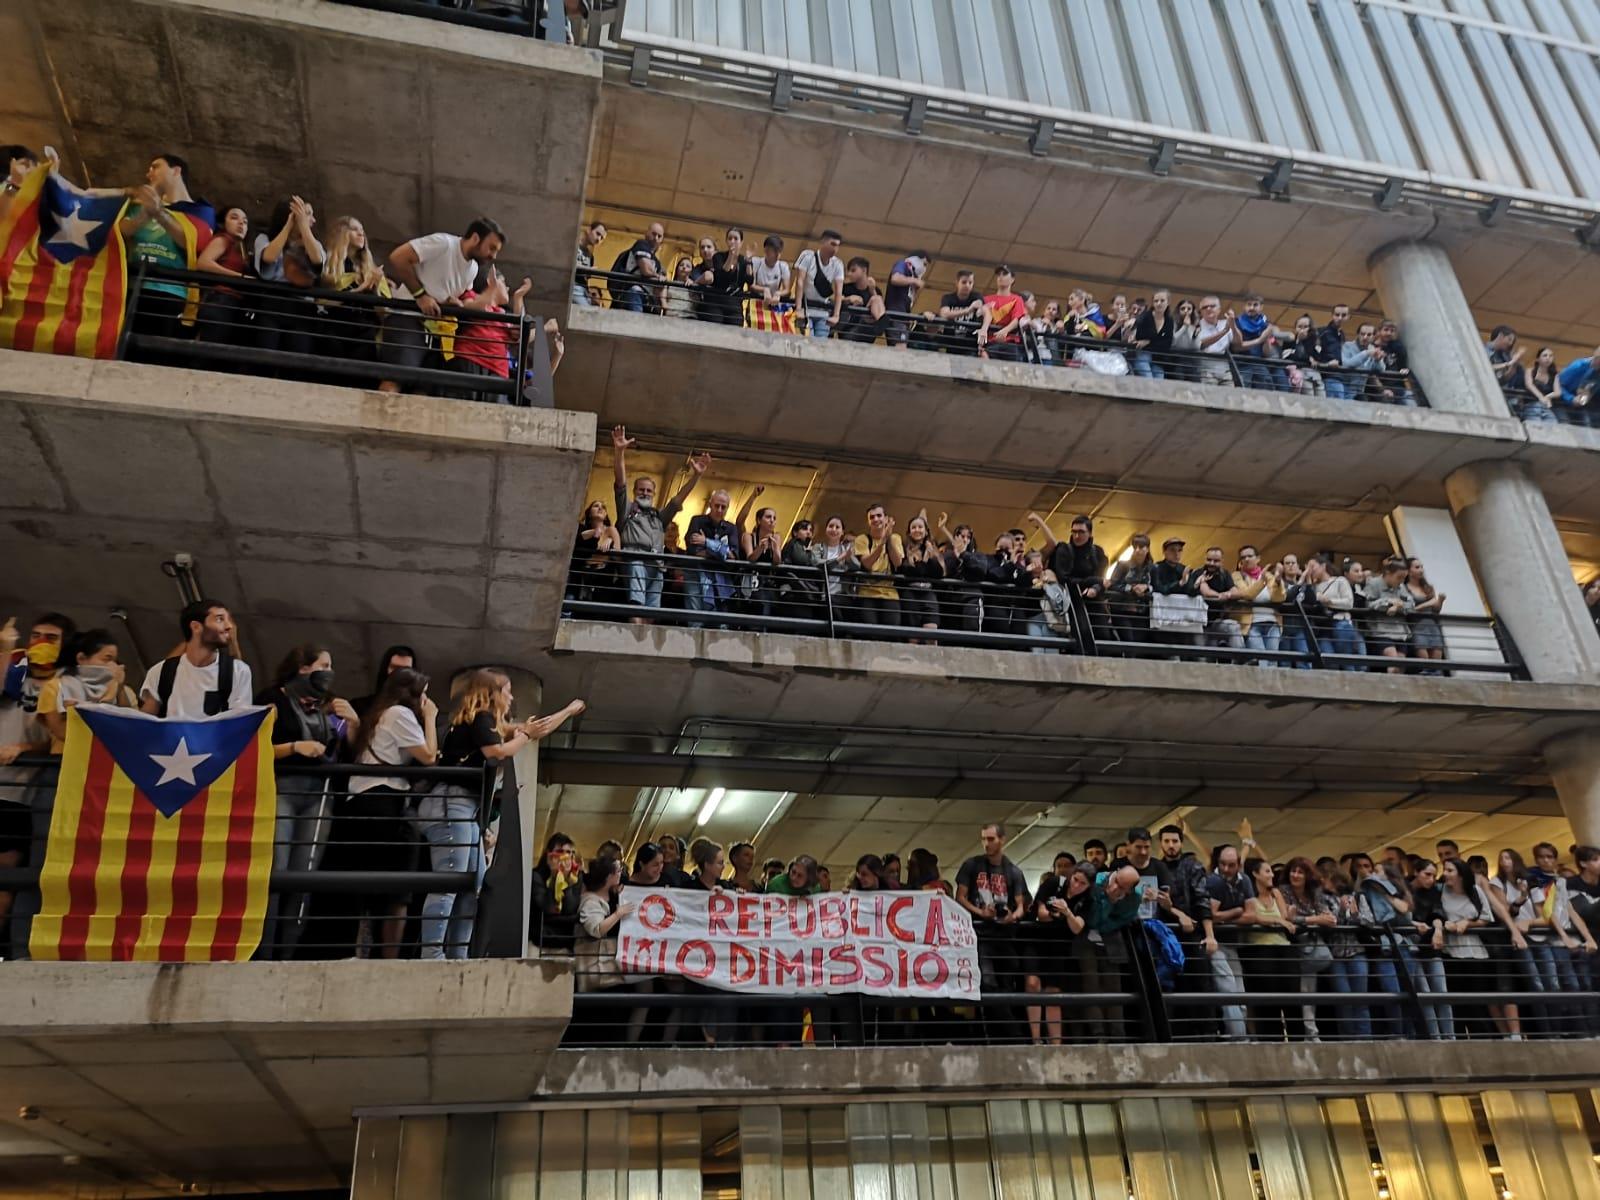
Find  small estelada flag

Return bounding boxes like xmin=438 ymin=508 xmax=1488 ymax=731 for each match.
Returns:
xmin=30 ymin=705 xmax=277 ymax=962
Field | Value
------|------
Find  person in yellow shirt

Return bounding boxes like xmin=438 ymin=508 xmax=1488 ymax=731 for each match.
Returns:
xmin=850 ymin=503 xmax=904 ymax=625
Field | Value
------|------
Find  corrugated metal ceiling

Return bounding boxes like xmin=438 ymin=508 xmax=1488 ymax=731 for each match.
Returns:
xmin=623 ymin=0 xmax=1600 ymax=203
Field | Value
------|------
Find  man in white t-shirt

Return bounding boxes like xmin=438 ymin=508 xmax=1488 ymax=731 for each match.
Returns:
xmin=794 ymin=229 xmax=845 ymax=339
xmin=140 ymin=600 xmax=254 ymax=720
xmin=1196 ymin=295 xmax=1235 ymax=386
xmin=380 ymin=217 xmax=507 ymax=389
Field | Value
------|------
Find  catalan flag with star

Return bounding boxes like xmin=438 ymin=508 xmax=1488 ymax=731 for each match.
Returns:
xmin=30 ymin=705 xmax=277 ymax=962
xmin=0 ymin=162 xmax=131 ymax=359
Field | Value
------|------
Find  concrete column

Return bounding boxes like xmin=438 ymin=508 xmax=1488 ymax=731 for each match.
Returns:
xmin=1368 ymin=240 xmax=1507 ymax=419
xmin=1443 ymin=460 xmax=1600 ymax=684
xmin=1545 ymin=730 xmax=1600 ymax=850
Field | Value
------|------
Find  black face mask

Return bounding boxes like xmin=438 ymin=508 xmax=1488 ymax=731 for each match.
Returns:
xmin=300 ymin=669 xmax=335 ymax=698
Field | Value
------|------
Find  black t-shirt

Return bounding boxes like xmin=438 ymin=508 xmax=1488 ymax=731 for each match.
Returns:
xmin=267 ymin=688 xmax=338 ymax=765
xmin=939 ymin=291 xmax=979 ymax=318
xmin=1033 ymin=873 xmax=1092 ymax=936
xmin=441 ymin=711 xmax=501 ymax=769
xmin=1197 ymin=567 xmax=1235 ymax=610
xmin=1569 ymin=875 xmax=1600 ymax=929
xmin=956 ymin=854 xmax=1029 ymax=924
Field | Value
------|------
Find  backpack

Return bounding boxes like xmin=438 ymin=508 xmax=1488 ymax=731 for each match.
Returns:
xmin=1143 ymin=918 xmax=1186 ymax=993
xmin=154 ymin=653 xmax=234 ymax=718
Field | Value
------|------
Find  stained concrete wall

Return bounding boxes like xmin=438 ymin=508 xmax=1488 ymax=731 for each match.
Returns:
xmin=0 ymin=350 xmax=595 ymax=685
xmin=1 ymin=0 xmax=601 ymax=307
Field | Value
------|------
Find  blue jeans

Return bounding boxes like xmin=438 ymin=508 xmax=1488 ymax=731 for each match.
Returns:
xmin=418 ymin=792 xmax=484 ymax=961
xmin=627 ymin=559 xmax=664 ymax=608
xmin=1373 ymin=944 xmax=1438 ymax=1039
xmin=260 ymin=773 xmax=332 ymax=959
xmin=1327 ymin=955 xmax=1370 ymax=1039
xmin=805 ymin=313 xmax=833 ymax=338
xmin=1210 ymin=944 xmax=1248 ymax=1040
xmin=1521 ymin=402 xmax=1558 ymax=424
xmin=615 ymin=288 xmax=646 ymax=313
xmin=1280 ymin=625 xmax=1312 ymax=669
xmin=1319 ymin=618 xmax=1366 ymax=670
xmin=1525 ymin=942 xmax=1581 ymax=1033
xmin=684 ymin=568 xmax=725 ymax=613
xmin=1241 ymin=360 xmax=1290 ymax=392
xmin=1418 ymin=954 xmax=1452 ymax=1038
xmin=1323 ymin=375 xmax=1347 ymax=400
xmin=1245 ymin=620 xmax=1281 ymax=666
xmin=1131 ymin=351 xmax=1164 ymax=379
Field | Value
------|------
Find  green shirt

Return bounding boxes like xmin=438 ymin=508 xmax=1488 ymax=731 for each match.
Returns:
xmin=765 ymin=875 xmax=813 ymax=896
xmin=1089 ymin=871 xmax=1142 ymax=934
xmin=126 ymin=205 xmax=186 ymax=298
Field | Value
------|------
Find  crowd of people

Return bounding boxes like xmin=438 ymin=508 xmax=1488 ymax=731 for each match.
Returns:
xmin=573 ymin=427 xmax=1472 ymax=670
xmin=0 ymin=602 xmax=582 ymax=962
xmin=545 ymin=819 xmax=1600 ymax=1046
xmin=1486 ymin=325 xmax=1599 ymax=426
xmin=2 ymin=145 xmax=563 ymax=400
xmin=577 ymin=223 xmax=1426 ymax=402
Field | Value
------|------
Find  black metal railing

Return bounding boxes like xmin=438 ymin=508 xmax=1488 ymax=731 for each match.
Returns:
xmin=1500 ymin=380 xmax=1596 ymax=428
xmin=582 ymin=268 xmax=1432 ymax=406
xmin=120 ymin=263 xmax=555 ymax=405
xmin=562 ymin=549 xmax=1524 ymax=676
xmin=328 ymin=0 xmax=574 ymax=39
xmin=550 ymin=905 xmax=1600 ymax=1048
xmin=0 ymin=757 xmax=525 ymax=961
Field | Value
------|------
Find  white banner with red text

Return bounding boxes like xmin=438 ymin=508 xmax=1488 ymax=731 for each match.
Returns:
xmin=615 ymin=888 xmax=982 ymax=999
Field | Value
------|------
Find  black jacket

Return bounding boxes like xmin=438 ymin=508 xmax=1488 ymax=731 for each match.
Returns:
xmin=1050 ymin=539 xmax=1109 ymax=594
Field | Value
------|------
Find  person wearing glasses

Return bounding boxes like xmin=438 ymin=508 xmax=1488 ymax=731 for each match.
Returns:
xmin=1196 ymin=296 xmax=1234 ymax=386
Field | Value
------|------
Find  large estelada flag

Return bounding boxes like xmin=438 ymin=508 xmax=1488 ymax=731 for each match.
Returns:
xmin=29 ymin=705 xmax=277 ymax=962
xmin=0 ymin=163 xmax=131 ymax=359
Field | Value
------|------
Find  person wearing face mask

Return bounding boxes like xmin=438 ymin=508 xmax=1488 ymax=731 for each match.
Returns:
xmin=37 ymin=629 xmax=139 ymax=755
xmin=259 ymin=644 xmax=361 ymax=959
xmin=2 ymin=613 xmax=76 ymax=957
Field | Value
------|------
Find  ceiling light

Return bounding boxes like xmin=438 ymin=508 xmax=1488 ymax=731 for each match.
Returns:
xmin=696 ymin=787 xmax=726 ymax=827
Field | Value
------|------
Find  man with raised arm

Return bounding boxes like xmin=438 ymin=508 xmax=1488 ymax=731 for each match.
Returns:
xmin=611 ymin=426 xmax=709 ymax=623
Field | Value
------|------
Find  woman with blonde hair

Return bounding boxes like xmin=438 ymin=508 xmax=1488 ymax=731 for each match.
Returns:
xmin=418 ymin=669 xmax=586 ymax=959
xmin=313 ymin=215 xmax=389 ymax=372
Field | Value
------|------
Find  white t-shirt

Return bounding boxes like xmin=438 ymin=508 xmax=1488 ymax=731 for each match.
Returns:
xmin=1198 ymin=317 xmax=1231 ymax=356
xmin=398 ymin=232 xmax=478 ymax=304
xmin=351 ymin=705 xmax=428 ymax=794
xmin=751 ymin=257 xmax=791 ymax=296
xmin=139 ymin=656 xmax=255 ymax=720
xmin=795 ymin=249 xmax=844 ymax=313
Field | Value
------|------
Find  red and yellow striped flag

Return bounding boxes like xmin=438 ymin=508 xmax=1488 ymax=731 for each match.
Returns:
xmin=0 ymin=163 xmax=130 ymax=359
xmin=30 ymin=705 xmax=277 ymax=962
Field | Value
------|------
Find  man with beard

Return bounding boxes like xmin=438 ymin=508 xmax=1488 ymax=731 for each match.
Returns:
xmin=382 ymin=216 xmax=507 ymax=387
xmin=141 ymin=599 xmax=254 ymax=719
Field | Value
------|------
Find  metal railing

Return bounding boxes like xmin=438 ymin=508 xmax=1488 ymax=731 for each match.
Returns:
xmin=581 ymin=268 xmax=1431 ymax=406
xmin=0 ymin=756 xmax=526 ymax=961
xmin=1501 ymin=381 xmax=1596 ymax=429
xmin=562 ymin=549 xmax=1524 ymax=676
xmin=120 ymin=264 xmax=555 ymax=406
xmin=554 ymin=905 xmax=1600 ymax=1047
xmin=327 ymin=0 xmax=573 ymax=39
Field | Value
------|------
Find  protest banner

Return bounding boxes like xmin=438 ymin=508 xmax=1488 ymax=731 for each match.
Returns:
xmin=616 ymin=887 xmax=981 ymax=1000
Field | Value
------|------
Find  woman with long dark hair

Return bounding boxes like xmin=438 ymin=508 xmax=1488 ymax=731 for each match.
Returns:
xmin=195 ymin=205 xmax=255 ymax=345
xmin=1281 ymin=856 xmax=1337 ymax=1040
xmin=700 ymin=227 xmax=751 ymax=327
xmin=1404 ymin=558 xmax=1446 ymax=671
xmin=570 ymin=498 xmax=620 ymax=603
xmin=313 ymin=667 xmax=436 ymax=959
xmin=897 ymin=511 xmax=945 ymax=637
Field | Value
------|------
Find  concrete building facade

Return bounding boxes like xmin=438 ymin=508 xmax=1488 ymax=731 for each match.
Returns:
xmin=4 ymin=0 xmax=1600 ymax=1195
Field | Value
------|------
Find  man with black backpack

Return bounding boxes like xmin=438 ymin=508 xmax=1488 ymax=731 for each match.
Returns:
xmin=140 ymin=599 xmax=254 ymax=719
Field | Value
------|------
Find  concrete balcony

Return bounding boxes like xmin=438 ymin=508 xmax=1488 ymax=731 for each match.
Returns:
xmin=0 ymin=959 xmax=572 ymax=1196
xmin=0 ymin=350 xmax=595 ymax=679
xmin=562 ymin=307 xmax=1600 ymax=527
xmin=538 ymin=619 xmax=1599 ymax=819
xmin=2 ymin=0 xmax=601 ymax=307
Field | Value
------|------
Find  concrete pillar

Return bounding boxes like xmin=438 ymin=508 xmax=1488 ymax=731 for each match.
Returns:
xmin=1545 ymin=730 xmax=1600 ymax=850
xmin=1368 ymin=240 xmax=1507 ymax=419
xmin=1443 ymin=460 xmax=1600 ymax=684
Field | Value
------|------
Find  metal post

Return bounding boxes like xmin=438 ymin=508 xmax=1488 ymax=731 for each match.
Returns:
xmin=1296 ymin=596 xmax=1325 ymax=670
xmin=1127 ymin=925 xmax=1173 ymax=1043
xmin=1068 ymin=583 xmax=1098 ymax=658
xmin=471 ymin=758 xmax=529 ymax=958
xmin=821 ymin=564 xmax=836 ymax=639
xmin=117 ymin=261 xmax=147 ymax=360
xmin=1380 ymin=930 xmax=1434 ymax=1039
